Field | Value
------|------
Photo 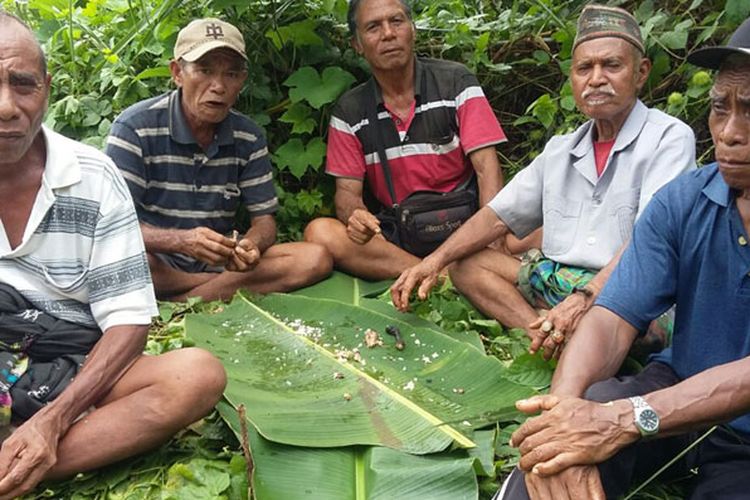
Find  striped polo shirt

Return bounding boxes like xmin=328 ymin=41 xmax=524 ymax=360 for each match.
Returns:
xmin=0 ymin=127 xmax=157 ymax=332
xmin=326 ymin=57 xmax=506 ymax=207
xmin=105 ymin=89 xmax=278 ymax=236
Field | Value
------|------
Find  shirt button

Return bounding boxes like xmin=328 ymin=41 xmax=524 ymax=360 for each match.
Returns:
xmin=395 ymin=119 xmax=402 ymax=125
xmin=739 ymin=236 xmax=748 ymax=246
xmin=586 ymin=236 xmax=596 ymax=245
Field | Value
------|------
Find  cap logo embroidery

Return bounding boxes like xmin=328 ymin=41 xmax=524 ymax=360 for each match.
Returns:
xmin=205 ymin=23 xmax=224 ymax=40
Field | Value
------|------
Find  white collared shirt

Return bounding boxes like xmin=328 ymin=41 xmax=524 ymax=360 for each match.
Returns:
xmin=0 ymin=126 xmax=157 ymax=331
xmin=489 ymin=100 xmax=696 ymax=270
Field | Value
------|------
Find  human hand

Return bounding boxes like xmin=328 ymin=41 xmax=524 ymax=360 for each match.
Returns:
xmin=524 ymin=465 xmax=605 ymax=500
xmin=185 ymin=227 xmax=236 ymax=265
xmin=226 ymin=238 xmax=261 ymax=272
xmin=346 ymin=209 xmax=381 ymax=245
xmin=528 ymin=291 xmax=592 ymax=360
xmin=510 ymin=395 xmax=637 ymax=475
xmin=390 ymin=257 xmax=442 ymax=312
xmin=0 ymin=416 xmax=60 ymax=499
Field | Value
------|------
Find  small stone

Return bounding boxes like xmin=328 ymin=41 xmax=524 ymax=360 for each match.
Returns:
xmin=343 ymin=393 xmax=352 ymax=401
xmin=333 ymin=372 xmax=344 ymax=380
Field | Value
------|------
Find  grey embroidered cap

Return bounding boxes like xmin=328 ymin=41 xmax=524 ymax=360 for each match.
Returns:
xmin=174 ymin=18 xmax=247 ymax=62
xmin=573 ymin=4 xmax=644 ymax=54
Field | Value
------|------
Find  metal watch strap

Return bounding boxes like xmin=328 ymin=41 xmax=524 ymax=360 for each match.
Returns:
xmin=629 ymin=395 xmax=659 ymax=437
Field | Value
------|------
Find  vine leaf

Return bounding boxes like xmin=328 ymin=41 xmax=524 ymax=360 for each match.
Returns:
xmin=272 ymin=137 xmax=326 ymax=179
xmin=285 ymin=66 xmax=356 ymax=109
xmin=279 ymin=102 xmax=316 ymax=135
xmin=726 ymin=0 xmax=750 ymax=24
xmin=266 ymin=20 xmax=323 ymax=49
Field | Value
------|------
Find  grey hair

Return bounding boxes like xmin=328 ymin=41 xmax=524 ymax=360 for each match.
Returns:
xmin=347 ymin=0 xmax=412 ymax=37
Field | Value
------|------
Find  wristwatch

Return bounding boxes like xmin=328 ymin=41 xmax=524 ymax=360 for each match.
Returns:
xmin=629 ymin=395 xmax=660 ymax=437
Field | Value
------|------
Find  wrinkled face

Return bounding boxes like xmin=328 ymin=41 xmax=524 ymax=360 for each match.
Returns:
xmin=352 ymin=0 xmax=415 ymax=72
xmin=709 ymin=58 xmax=750 ymax=191
xmin=571 ymin=37 xmax=649 ymax=123
xmin=170 ymin=48 xmax=247 ymax=132
xmin=0 ymin=22 xmax=50 ymax=165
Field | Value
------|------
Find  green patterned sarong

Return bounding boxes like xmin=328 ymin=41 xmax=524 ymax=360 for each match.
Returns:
xmin=517 ymin=249 xmax=595 ymax=308
xmin=516 ymin=249 xmax=674 ymax=356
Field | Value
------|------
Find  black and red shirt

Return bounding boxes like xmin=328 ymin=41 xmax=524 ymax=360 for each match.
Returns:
xmin=326 ymin=57 xmax=506 ymax=207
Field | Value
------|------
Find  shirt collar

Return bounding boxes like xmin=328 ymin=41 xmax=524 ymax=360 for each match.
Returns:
xmin=41 ymin=125 xmax=80 ymax=189
xmin=168 ymin=89 xmax=235 ymax=147
xmin=571 ymin=99 xmax=647 ymax=158
xmin=702 ymin=162 xmax=732 ymax=207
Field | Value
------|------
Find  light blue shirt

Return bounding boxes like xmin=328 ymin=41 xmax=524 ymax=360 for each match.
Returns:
xmin=489 ymin=100 xmax=696 ymax=270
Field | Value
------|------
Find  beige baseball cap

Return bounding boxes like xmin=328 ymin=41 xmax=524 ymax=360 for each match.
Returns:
xmin=174 ymin=18 xmax=247 ymax=62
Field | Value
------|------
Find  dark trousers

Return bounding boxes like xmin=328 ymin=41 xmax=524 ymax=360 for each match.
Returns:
xmin=499 ymin=362 xmax=750 ymax=499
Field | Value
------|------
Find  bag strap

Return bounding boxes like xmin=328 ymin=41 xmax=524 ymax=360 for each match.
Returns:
xmin=366 ymin=85 xmax=398 ymax=209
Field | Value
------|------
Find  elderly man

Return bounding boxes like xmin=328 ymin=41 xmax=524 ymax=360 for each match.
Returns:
xmin=303 ymin=0 xmax=522 ymax=280
xmin=498 ymin=17 xmax=750 ymax=499
xmin=0 ymin=12 xmax=225 ymax=497
xmin=392 ymin=5 xmax=695 ymax=358
xmin=106 ymin=18 xmax=332 ymax=302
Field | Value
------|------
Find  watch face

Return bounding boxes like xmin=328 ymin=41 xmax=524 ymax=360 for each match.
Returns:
xmin=639 ymin=409 xmax=659 ymax=433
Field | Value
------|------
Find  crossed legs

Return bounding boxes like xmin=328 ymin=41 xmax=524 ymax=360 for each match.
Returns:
xmin=149 ymin=242 xmax=333 ymax=302
xmin=47 ymin=347 xmax=226 ymax=479
xmin=449 ymin=247 xmax=537 ymax=330
xmin=304 ymin=218 xmax=420 ymax=280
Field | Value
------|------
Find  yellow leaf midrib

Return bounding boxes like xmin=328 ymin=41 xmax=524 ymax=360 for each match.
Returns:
xmin=238 ymin=294 xmax=476 ymax=449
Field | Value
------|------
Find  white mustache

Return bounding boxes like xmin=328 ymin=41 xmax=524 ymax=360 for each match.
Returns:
xmin=582 ymin=86 xmax=616 ymax=99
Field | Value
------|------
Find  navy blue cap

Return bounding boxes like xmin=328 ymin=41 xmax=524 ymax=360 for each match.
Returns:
xmin=688 ymin=17 xmax=750 ymax=69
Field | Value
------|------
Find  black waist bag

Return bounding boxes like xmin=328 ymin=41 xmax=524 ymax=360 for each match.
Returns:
xmin=396 ymin=186 xmax=478 ymax=257
xmin=366 ymin=87 xmax=478 ymax=258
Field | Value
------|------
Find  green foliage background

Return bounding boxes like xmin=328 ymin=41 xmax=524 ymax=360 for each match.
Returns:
xmin=5 ymin=0 xmax=747 ymax=241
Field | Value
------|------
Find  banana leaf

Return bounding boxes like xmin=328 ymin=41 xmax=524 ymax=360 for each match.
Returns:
xmin=292 ymin=270 xmax=392 ymax=304
xmin=356 ymin=298 xmax=485 ymax=352
xmin=293 ymin=271 xmax=485 ymax=350
xmin=217 ymin=400 xmax=486 ymax=500
xmin=186 ymin=293 xmax=534 ymax=454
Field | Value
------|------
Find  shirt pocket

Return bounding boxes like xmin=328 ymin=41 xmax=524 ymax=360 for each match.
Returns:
xmin=543 ymin=194 xmax=582 ymax=255
xmin=42 ymin=264 xmax=89 ymax=295
xmin=608 ymin=188 xmax=641 ymax=243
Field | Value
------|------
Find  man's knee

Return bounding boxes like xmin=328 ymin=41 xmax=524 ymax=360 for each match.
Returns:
xmin=262 ymin=242 xmax=333 ymax=290
xmin=303 ymin=218 xmax=346 ymax=252
xmin=153 ymin=348 xmax=226 ymax=420
xmin=449 ymin=254 xmax=481 ymax=290
xmin=584 ymin=363 xmax=680 ymax=403
xmin=298 ymin=242 xmax=334 ymax=282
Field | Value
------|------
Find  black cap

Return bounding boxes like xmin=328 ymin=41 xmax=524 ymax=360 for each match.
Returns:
xmin=688 ymin=17 xmax=750 ymax=69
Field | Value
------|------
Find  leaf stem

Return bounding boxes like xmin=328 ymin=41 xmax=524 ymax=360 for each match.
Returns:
xmin=624 ymin=425 xmax=717 ymax=499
